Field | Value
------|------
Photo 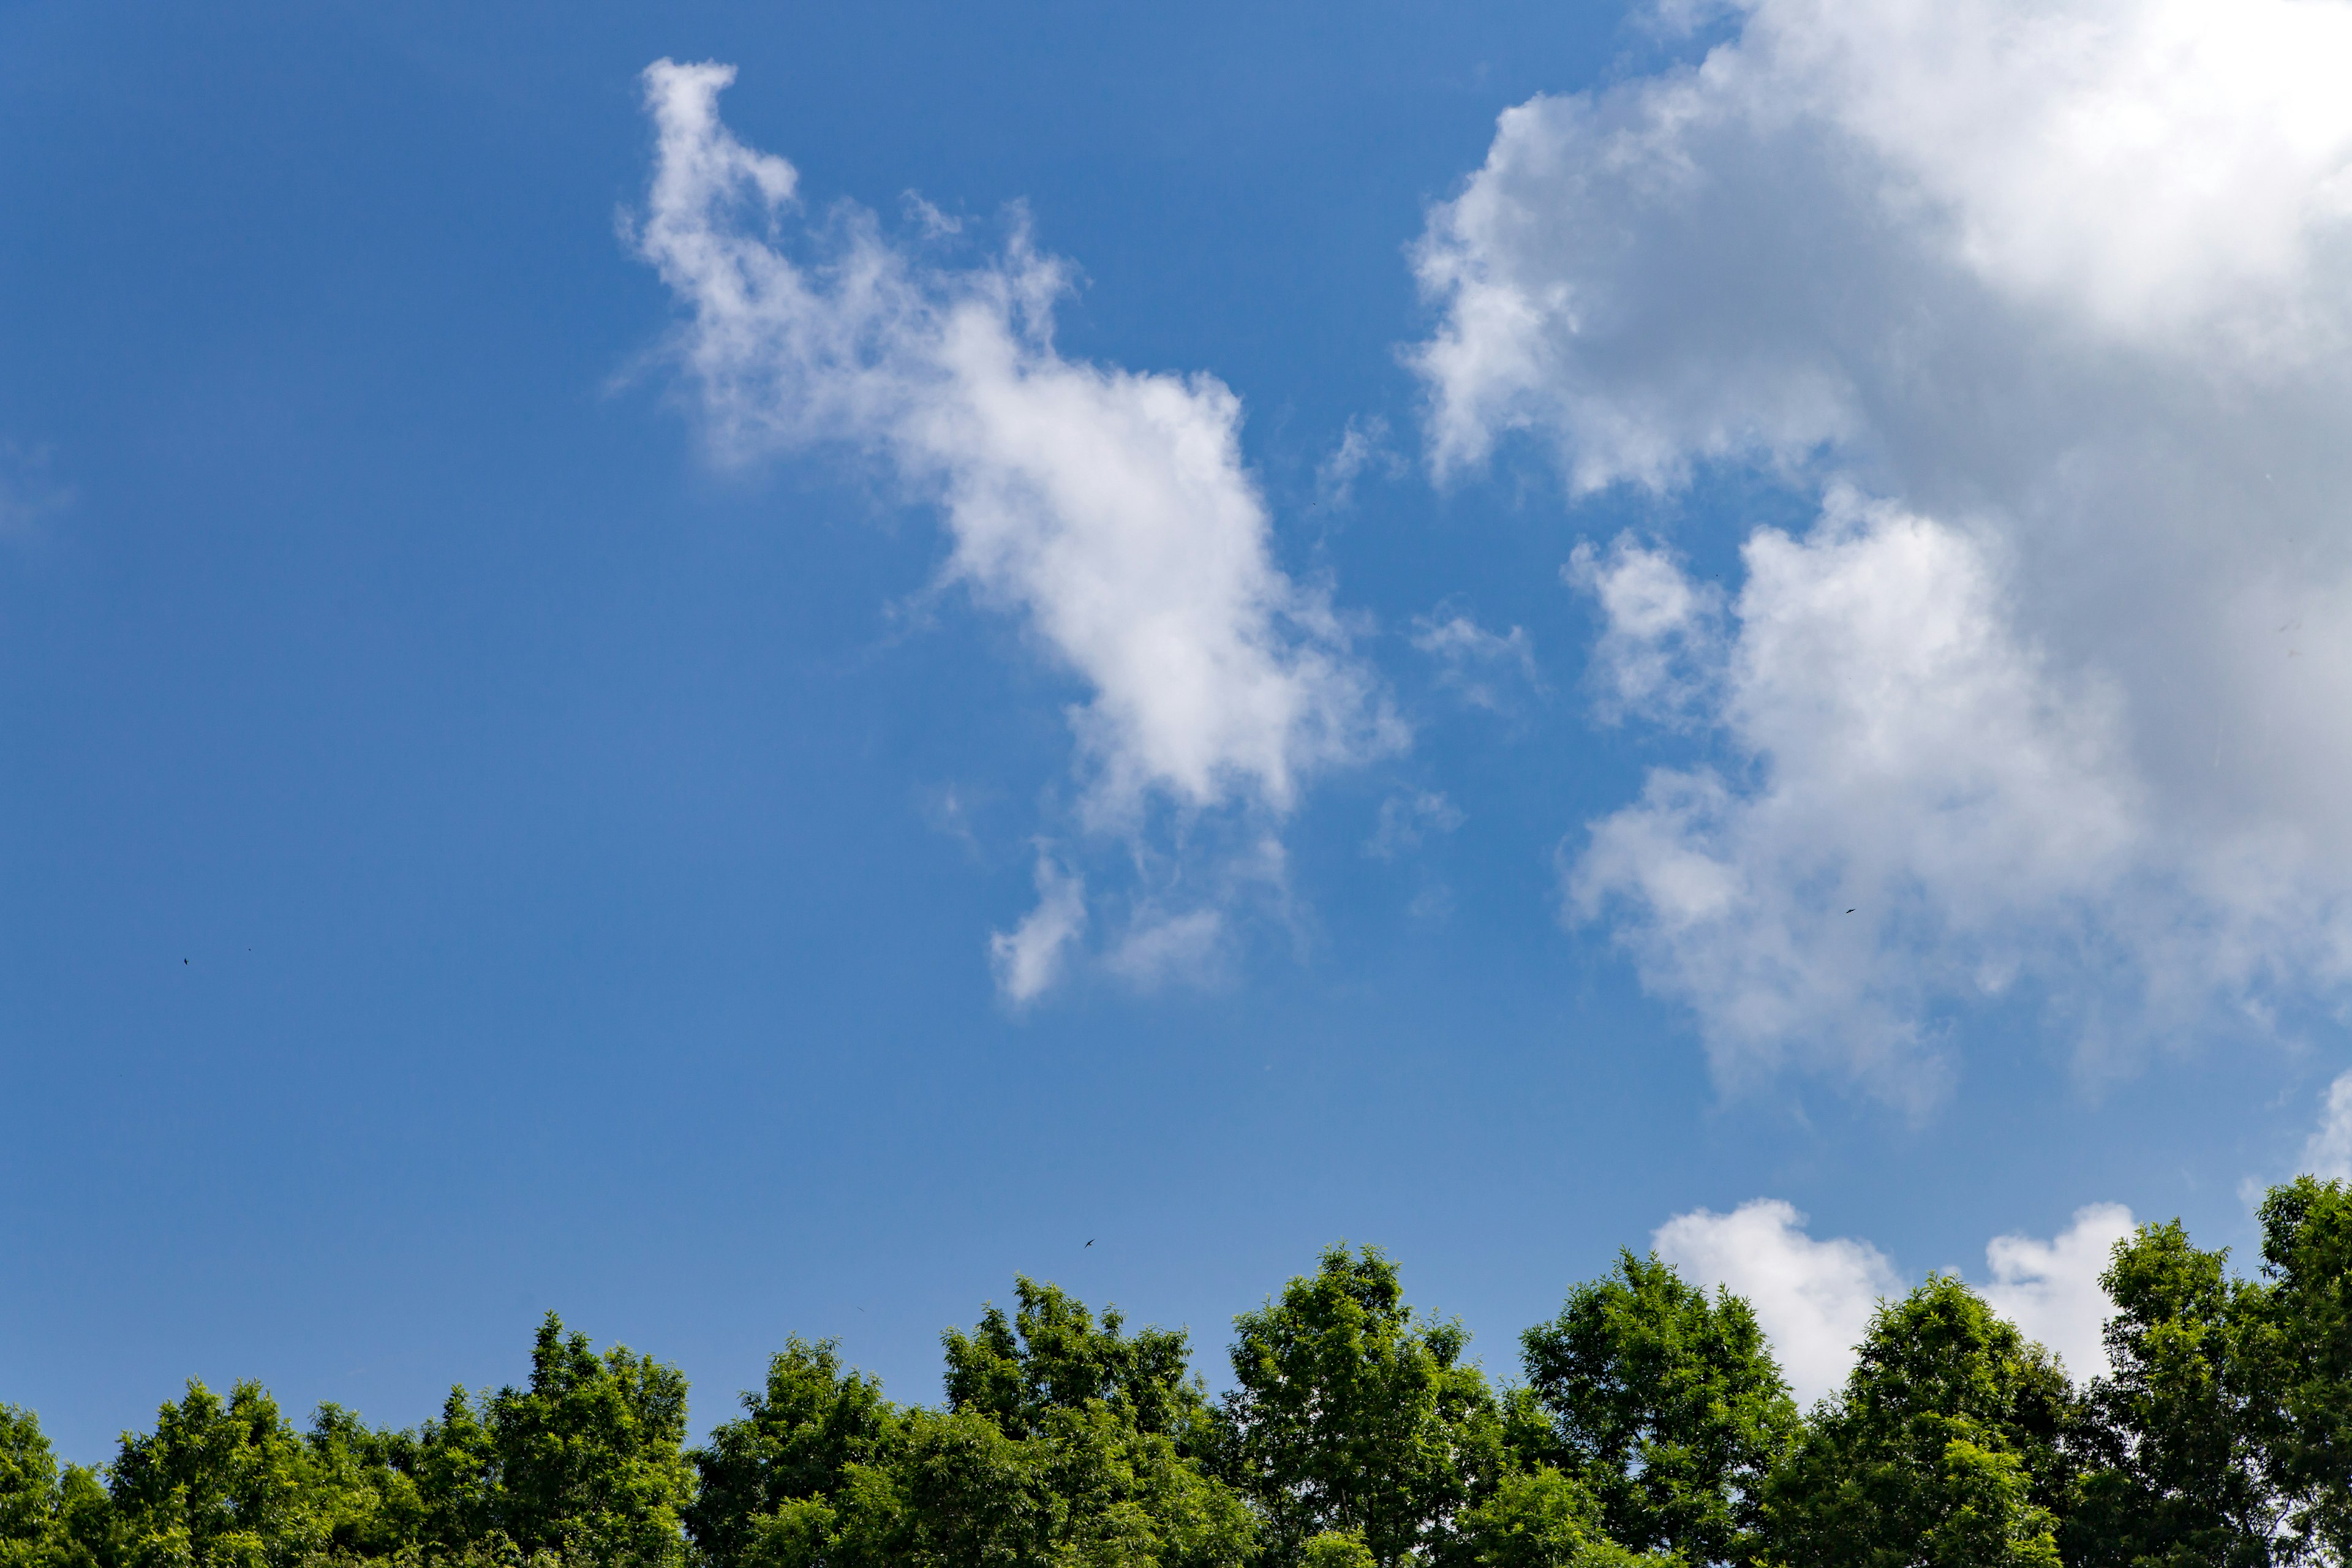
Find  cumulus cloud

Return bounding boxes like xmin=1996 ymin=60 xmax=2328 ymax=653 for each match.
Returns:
xmin=1654 ymin=1197 xmax=1899 ymax=1404
xmin=1981 ymin=1202 xmax=2135 ymax=1381
xmin=1415 ymin=0 xmax=2352 ymax=1091
xmin=2303 ymin=1070 xmax=2352 ymax=1181
xmin=1570 ymin=494 xmax=2142 ymax=1099
xmin=1658 ymin=1197 xmax=2130 ymax=1403
xmin=633 ymin=61 xmax=1400 ymax=997
xmin=1564 ymin=535 xmax=1722 ymax=726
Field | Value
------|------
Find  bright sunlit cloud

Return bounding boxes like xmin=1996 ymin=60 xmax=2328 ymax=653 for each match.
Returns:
xmin=1417 ymin=0 xmax=2352 ymax=1097
xmin=1655 ymin=1198 xmax=1901 ymax=1406
xmin=1658 ymin=1197 xmax=2132 ymax=1403
xmin=633 ymin=60 xmax=1401 ymax=997
xmin=1981 ymin=1202 xmax=2136 ymax=1382
xmin=2304 ymin=1070 xmax=2352 ymax=1181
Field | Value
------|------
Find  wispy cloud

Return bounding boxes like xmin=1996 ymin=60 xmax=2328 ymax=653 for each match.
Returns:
xmin=1410 ymin=609 xmax=1540 ymax=715
xmin=631 ymin=61 xmax=1402 ymax=999
xmin=989 ymin=853 xmax=1087 ymax=1005
xmin=1364 ymin=790 xmax=1463 ymax=861
xmin=1315 ymin=415 xmax=1404 ymax=510
xmin=0 ymin=442 xmax=72 ymax=540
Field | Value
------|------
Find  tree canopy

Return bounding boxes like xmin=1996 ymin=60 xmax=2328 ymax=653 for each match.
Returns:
xmin=7 ymin=1179 xmax=2351 ymax=1568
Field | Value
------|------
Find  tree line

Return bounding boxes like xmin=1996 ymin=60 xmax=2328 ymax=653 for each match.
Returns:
xmin=4 ymin=1175 xmax=2348 ymax=1568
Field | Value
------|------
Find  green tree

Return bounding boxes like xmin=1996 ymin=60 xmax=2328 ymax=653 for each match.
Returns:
xmin=1520 ymin=1251 xmax=1797 ymax=1564
xmin=698 ymin=1291 xmax=1253 ymax=1568
xmin=107 ymin=1380 xmax=414 ymax=1568
xmin=2 ymin=1406 xmax=61 ymax=1567
xmin=2252 ymin=1175 xmax=2352 ymax=1563
xmin=943 ymin=1278 xmax=1206 ymax=1442
xmin=1762 ymin=1276 xmax=2076 ymax=1567
xmin=1216 ymin=1244 xmax=1504 ymax=1567
xmin=1454 ymin=1466 xmax=1662 ymax=1568
xmin=684 ymin=1338 xmax=901 ymax=1566
xmin=1 ymin=1408 xmax=110 ymax=1568
xmin=1299 ymin=1534 xmax=1375 ymax=1568
xmin=739 ymin=1403 xmax=1254 ymax=1568
xmin=2065 ymin=1219 xmax=2278 ymax=1568
xmin=420 ymin=1313 xmax=693 ymax=1568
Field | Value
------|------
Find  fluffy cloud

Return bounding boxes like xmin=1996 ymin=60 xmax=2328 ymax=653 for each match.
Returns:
xmin=1569 ymin=498 xmax=2141 ymax=1098
xmin=1657 ymin=1197 xmax=2132 ymax=1403
xmin=1981 ymin=1202 xmax=2136 ymax=1382
xmin=2304 ymin=1070 xmax=2352 ymax=1181
xmin=1415 ymin=0 xmax=2352 ymax=1091
xmin=1655 ymin=1197 xmax=1900 ymax=1405
xmin=633 ymin=61 xmax=1400 ymax=995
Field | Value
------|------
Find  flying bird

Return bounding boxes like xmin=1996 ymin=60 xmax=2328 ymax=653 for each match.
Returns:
xmin=1085 ymin=1239 xmax=1094 ymax=1248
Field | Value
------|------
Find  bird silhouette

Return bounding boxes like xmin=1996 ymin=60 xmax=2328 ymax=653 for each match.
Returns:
xmin=1085 ymin=1239 xmax=1095 ymax=1248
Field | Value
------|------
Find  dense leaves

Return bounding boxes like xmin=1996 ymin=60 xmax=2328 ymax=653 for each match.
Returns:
xmin=9 ymin=1180 xmax=2352 ymax=1568
xmin=942 ymin=1277 xmax=1207 ymax=1443
xmin=1216 ymin=1245 xmax=1506 ymax=1566
xmin=1520 ymin=1251 xmax=1797 ymax=1565
xmin=1763 ymin=1276 xmax=2078 ymax=1567
xmin=2065 ymin=1221 xmax=2277 ymax=1568
xmin=2253 ymin=1177 xmax=2352 ymax=1563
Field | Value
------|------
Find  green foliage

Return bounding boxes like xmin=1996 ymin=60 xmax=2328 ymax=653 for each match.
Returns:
xmin=1521 ymin=1251 xmax=1798 ymax=1565
xmin=1217 ymin=1243 xmax=1504 ymax=1567
xmin=731 ymin=1393 xmax=1254 ymax=1567
xmin=20 ymin=1191 xmax=2352 ymax=1568
xmin=104 ymin=1380 xmax=422 ymax=1568
xmin=0 ymin=1406 xmax=103 ymax=1568
xmin=1454 ymin=1466 xmax=1665 ymax=1568
xmin=431 ymin=1314 xmax=695 ymax=1568
xmin=2253 ymin=1175 xmax=2352 ymax=1562
xmin=700 ymin=1288 xmax=1251 ymax=1568
xmin=1762 ymin=1276 xmax=2076 ymax=1567
xmin=684 ymin=1338 xmax=898 ymax=1564
xmin=2065 ymin=1220 xmax=2277 ymax=1568
xmin=943 ymin=1277 xmax=1207 ymax=1444
xmin=2 ymin=1406 xmax=61 ymax=1564
xmin=1299 ymin=1533 xmax=1375 ymax=1568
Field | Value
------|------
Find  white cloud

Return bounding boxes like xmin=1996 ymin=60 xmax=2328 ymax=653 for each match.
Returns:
xmin=1981 ymin=1202 xmax=2135 ymax=1381
xmin=1658 ymin=1197 xmax=2130 ymax=1402
xmin=633 ymin=61 xmax=1401 ymax=998
xmin=1564 ymin=535 xmax=1722 ymax=725
xmin=0 ymin=441 xmax=71 ymax=540
xmin=1316 ymin=415 xmax=1403 ymax=509
xmin=2302 ymin=1070 xmax=2352 ymax=1181
xmin=1104 ymin=907 xmax=1227 ymax=989
xmin=1365 ymin=790 xmax=1464 ymax=860
xmin=1411 ymin=611 xmax=1540 ymax=713
xmin=1654 ymin=1197 xmax=1899 ymax=1405
xmin=990 ymin=854 xmax=1087 ymax=1004
xmin=1415 ymin=0 xmax=2352 ymax=1091
xmin=1570 ymin=493 xmax=2143 ymax=1101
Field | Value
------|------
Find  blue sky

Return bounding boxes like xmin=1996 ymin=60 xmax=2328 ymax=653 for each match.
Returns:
xmin=7 ymin=0 xmax=2352 ymax=1458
